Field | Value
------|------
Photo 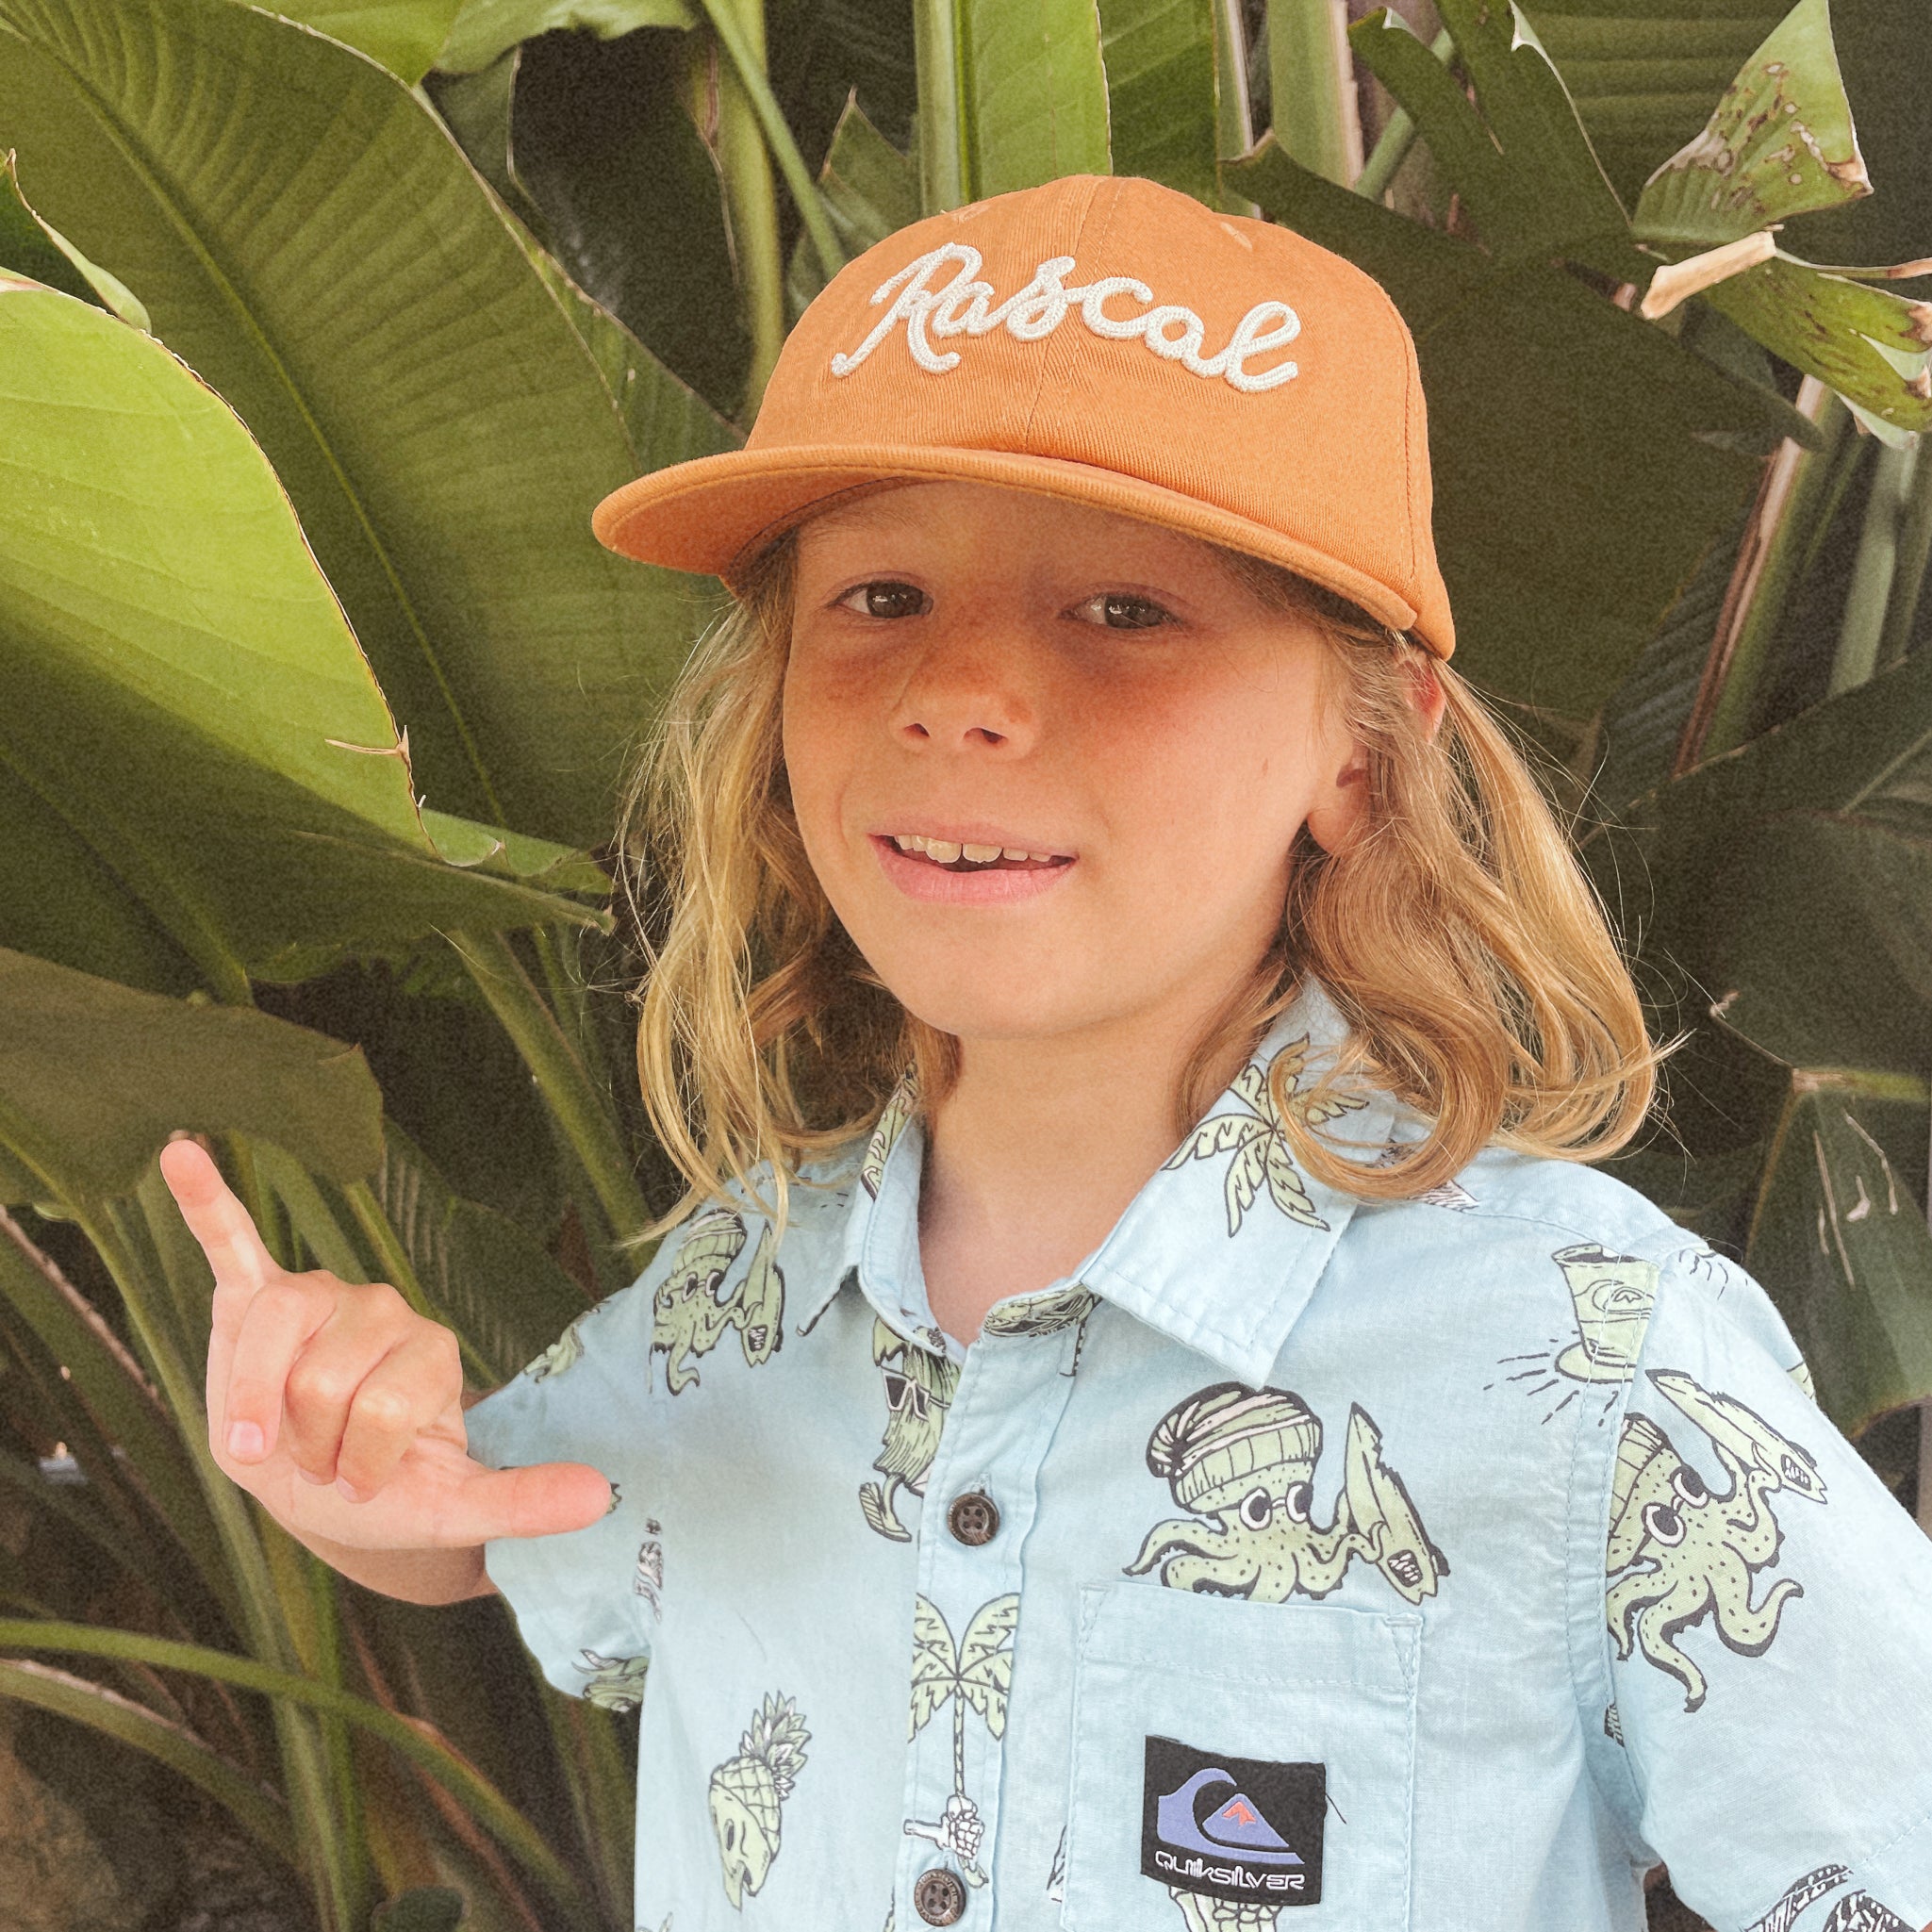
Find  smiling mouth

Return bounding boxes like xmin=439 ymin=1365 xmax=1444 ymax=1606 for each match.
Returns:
xmin=883 ymin=834 xmax=1072 ymax=873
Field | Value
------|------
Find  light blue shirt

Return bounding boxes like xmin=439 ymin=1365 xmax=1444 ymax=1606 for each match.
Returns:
xmin=463 ymin=974 xmax=1932 ymax=1932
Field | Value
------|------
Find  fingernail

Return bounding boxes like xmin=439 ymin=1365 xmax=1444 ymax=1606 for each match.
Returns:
xmin=297 ymin=1465 xmax=331 ymax=1485
xmin=605 ymin=1480 xmax=622 ymax=1515
xmin=335 ymin=1477 xmax=367 ymax=1503
xmin=227 ymin=1421 xmax=264 ymax=1460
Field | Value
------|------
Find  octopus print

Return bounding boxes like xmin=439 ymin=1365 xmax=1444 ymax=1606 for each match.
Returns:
xmin=708 ymin=1692 xmax=810 ymax=1908
xmin=1125 ymin=1382 xmax=1447 ymax=1605
xmin=861 ymin=1318 xmax=960 ymax=1541
xmin=1607 ymin=1369 xmax=1826 ymax=1710
xmin=904 ymin=1593 xmax=1017 ymax=1889
xmin=1163 ymin=1042 xmax=1367 ymax=1237
xmin=652 ymin=1210 xmax=785 ymax=1395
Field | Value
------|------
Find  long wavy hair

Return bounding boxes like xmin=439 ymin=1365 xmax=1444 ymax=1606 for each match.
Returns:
xmin=615 ymin=518 xmax=1671 ymax=1241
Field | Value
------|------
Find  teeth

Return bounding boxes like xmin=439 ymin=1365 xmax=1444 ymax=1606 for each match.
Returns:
xmin=890 ymin=834 xmax=1063 ymax=867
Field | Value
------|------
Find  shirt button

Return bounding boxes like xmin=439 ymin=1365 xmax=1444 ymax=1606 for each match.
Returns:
xmin=947 ymin=1490 xmax=1000 ymax=1546
xmin=914 ymin=1869 xmax=968 ymax=1924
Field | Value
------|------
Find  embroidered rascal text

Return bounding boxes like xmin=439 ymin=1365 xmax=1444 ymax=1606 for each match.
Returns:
xmin=829 ymin=243 xmax=1302 ymax=393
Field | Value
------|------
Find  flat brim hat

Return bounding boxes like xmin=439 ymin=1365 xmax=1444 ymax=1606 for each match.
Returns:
xmin=591 ymin=172 xmax=1456 ymax=661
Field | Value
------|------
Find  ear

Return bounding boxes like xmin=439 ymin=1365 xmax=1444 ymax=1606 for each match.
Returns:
xmin=1303 ymin=651 xmax=1445 ymax=855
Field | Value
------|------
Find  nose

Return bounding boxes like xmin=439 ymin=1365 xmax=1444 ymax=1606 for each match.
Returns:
xmin=890 ymin=626 xmax=1040 ymax=755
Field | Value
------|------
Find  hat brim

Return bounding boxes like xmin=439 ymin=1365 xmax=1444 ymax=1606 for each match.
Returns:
xmin=591 ymin=444 xmax=1437 ymax=654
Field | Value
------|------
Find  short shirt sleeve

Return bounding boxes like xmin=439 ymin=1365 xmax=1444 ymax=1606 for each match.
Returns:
xmin=462 ymin=1281 xmax=655 ymax=1712
xmin=1598 ymin=1244 xmax=1932 ymax=1932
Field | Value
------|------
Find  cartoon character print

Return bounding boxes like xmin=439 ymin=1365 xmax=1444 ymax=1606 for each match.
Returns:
xmin=1164 ymin=1041 xmax=1368 ymax=1237
xmin=652 ymin=1209 xmax=785 ymax=1395
xmin=708 ymin=1692 xmax=810 ymax=1908
xmin=1491 ymin=1244 xmax=1660 ymax=1427
xmin=1126 ymin=1382 xmax=1446 ymax=1605
xmin=861 ymin=1065 xmax=920 ymax=1197
xmin=904 ymin=1593 xmax=1017 ymax=1889
xmin=525 ymin=1308 xmax=591 ymax=1381
xmin=634 ymin=1518 xmax=664 ymax=1619
xmin=860 ymin=1318 xmax=960 ymax=1542
xmin=1742 ymin=1865 xmax=1917 ymax=1932
xmin=1607 ymin=1369 xmax=1826 ymax=1711
xmin=574 ymin=1647 xmax=648 ymax=1712
xmin=981 ymin=1282 xmax=1098 ymax=1375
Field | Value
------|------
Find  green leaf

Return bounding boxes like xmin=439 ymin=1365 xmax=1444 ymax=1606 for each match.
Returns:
xmin=1631 ymin=0 xmax=1869 ymax=252
xmin=1745 ymin=1082 xmax=1932 ymax=1437
xmin=0 ymin=0 xmax=730 ymax=850
xmin=1098 ymin=0 xmax=1217 ymax=207
xmin=471 ymin=26 xmax=754 ymax=418
xmin=0 ymin=948 xmax=384 ymax=1198
xmin=258 ymin=0 xmax=470 ymax=84
xmin=368 ymin=1119 xmax=591 ymax=1388
xmin=0 ymin=1618 xmax=590 ymax=1913
xmin=1428 ymin=0 xmax=1630 ymax=256
xmin=1228 ymin=138 xmax=1796 ymax=721
xmin=1353 ymin=2 xmax=1629 ymax=265
xmin=786 ymin=97 xmax=920 ymax=322
xmin=435 ymin=0 xmax=694 ymax=76
xmin=0 ymin=285 xmax=612 ymax=993
xmin=962 ymin=0 xmax=1112 ymax=198
xmin=1698 ymin=251 xmax=1932 ymax=439
xmin=1637 ymin=636 xmax=1932 ymax=1077
xmin=0 ymin=155 xmax=147 ymax=325
xmin=0 ymin=1657 xmax=297 ymax=1865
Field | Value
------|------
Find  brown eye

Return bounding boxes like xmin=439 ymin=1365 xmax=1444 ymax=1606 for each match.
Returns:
xmin=840 ymin=581 xmax=927 ymax=619
xmin=1078 ymin=591 xmax=1172 ymax=630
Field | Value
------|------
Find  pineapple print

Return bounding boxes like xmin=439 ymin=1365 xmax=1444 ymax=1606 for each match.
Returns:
xmin=708 ymin=1693 xmax=811 ymax=1908
xmin=1163 ymin=1041 xmax=1366 ymax=1237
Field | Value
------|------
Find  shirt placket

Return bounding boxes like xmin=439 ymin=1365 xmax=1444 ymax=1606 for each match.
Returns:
xmin=897 ymin=1316 xmax=1084 ymax=1928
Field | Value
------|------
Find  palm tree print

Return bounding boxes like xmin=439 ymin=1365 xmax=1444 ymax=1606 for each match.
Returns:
xmin=1164 ymin=1041 xmax=1366 ymax=1237
xmin=905 ymin=1593 xmax=1017 ymax=1887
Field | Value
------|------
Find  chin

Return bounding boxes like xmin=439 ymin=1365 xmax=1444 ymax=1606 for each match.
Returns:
xmin=881 ymin=967 xmax=1106 ymax=1046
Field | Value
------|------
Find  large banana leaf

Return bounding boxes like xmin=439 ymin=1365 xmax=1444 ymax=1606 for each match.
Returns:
xmin=1528 ymin=0 xmax=1928 ymax=272
xmin=1351 ymin=0 xmax=1932 ymax=438
xmin=1229 ymin=140 xmax=1798 ymax=723
xmin=1098 ymin=0 xmax=1217 ymax=207
xmin=949 ymin=0 xmax=1113 ymax=199
xmin=0 ymin=948 xmax=384 ymax=1199
xmin=0 ymin=281 xmax=610 ymax=999
xmin=0 ymin=0 xmax=735 ymax=850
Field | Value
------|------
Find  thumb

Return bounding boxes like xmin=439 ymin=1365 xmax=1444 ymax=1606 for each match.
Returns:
xmin=453 ymin=1459 xmax=618 ymax=1544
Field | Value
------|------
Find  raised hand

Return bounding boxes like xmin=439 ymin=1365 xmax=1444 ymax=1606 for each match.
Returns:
xmin=157 ymin=1136 xmax=615 ymax=1552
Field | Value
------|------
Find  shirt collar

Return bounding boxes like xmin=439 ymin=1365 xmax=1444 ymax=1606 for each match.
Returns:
xmin=798 ymin=975 xmax=1401 ymax=1384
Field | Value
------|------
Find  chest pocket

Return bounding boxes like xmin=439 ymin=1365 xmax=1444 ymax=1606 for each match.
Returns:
xmin=1062 ymin=1581 xmax=1419 ymax=1932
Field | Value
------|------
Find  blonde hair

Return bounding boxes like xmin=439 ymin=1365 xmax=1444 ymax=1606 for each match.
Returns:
xmin=616 ymin=520 xmax=1671 ymax=1240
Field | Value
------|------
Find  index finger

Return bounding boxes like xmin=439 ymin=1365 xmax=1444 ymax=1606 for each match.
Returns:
xmin=157 ymin=1136 xmax=275 ymax=1295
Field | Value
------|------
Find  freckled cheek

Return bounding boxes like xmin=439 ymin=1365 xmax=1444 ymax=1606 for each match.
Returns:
xmin=779 ymin=670 xmax=859 ymax=880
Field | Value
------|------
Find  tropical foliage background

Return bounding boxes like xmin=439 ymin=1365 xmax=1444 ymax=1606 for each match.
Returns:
xmin=0 ymin=0 xmax=1927 ymax=1923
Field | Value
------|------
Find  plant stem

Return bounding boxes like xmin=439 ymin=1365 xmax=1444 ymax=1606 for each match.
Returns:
xmin=1831 ymin=437 xmax=1922 ymax=694
xmin=1676 ymin=379 xmax=1849 ymax=769
xmin=1353 ymin=25 xmax=1452 ymax=202
xmin=341 ymin=1178 xmax=500 ymax=1387
xmin=913 ymin=0 xmax=966 ymax=212
xmin=1269 ymin=0 xmax=1362 ymax=188
xmin=1210 ymin=0 xmax=1257 ymax=213
xmin=1880 ymin=441 xmax=1932 ymax=672
xmin=709 ymin=0 xmax=784 ymax=415
xmin=692 ymin=0 xmax=843 ymax=279
xmin=448 ymin=928 xmax=651 ymax=1245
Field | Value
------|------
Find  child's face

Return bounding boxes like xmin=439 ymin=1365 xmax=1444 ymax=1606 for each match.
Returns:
xmin=782 ymin=480 xmax=1367 ymax=1051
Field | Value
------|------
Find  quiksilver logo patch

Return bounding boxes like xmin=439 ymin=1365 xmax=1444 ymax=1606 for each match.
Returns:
xmin=1142 ymin=1736 xmax=1325 ymax=1907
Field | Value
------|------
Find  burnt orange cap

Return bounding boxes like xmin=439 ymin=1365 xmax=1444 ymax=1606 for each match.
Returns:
xmin=592 ymin=173 xmax=1455 ymax=660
